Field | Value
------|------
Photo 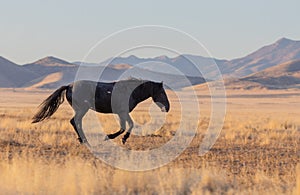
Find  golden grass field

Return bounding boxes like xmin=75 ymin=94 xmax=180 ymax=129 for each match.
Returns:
xmin=0 ymin=87 xmax=299 ymax=194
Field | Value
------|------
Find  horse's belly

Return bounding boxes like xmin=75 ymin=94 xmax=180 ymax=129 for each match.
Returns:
xmin=92 ymin=96 xmax=113 ymax=113
xmin=94 ymin=105 xmax=113 ymax=113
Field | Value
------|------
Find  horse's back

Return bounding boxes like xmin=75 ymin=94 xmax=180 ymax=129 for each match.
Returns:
xmin=68 ymin=79 xmax=151 ymax=114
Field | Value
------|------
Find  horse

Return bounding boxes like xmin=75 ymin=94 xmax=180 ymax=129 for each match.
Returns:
xmin=32 ymin=79 xmax=170 ymax=145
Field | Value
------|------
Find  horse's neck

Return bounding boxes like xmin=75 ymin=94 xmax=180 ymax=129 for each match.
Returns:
xmin=131 ymin=84 xmax=152 ymax=105
xmin=136 ymin=90 xmax=151 ymax=103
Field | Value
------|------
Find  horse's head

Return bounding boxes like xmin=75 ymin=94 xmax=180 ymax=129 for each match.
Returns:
xmin=151 ymin=82 xmax=170 ymax=112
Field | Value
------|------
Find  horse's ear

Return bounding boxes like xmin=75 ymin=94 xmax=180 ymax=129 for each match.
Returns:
xmin=160 ymin=82 xmax=163 ymax=87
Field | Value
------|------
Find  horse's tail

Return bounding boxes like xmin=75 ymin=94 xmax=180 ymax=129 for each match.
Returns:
xmin=32 ymin=85 xmax=69 ymax=123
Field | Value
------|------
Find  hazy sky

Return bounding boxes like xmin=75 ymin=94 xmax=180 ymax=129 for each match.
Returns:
xmin=1 ymin=0 xmax=300 ymax=64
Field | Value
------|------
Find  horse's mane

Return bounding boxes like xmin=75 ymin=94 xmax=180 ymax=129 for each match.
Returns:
xmin=125 ymin=76 xmax=141 ymax=81
xmin=118 ymin=77 xmax=150 ymax=85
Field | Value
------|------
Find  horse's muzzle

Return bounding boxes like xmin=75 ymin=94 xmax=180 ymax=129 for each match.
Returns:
xmin=161 ymin=106 xmax=167 ymax=112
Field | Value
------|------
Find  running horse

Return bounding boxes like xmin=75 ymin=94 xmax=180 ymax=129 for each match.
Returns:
xmin=32 ymin=79 xmax=170 ymax=145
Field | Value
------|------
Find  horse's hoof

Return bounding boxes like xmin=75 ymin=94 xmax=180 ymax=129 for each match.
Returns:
xmin=84 ymin=142 xmax=91 ymax=147
xmin=81 ymin=140 xmax=91 ymax=147
xmin=104 ymin=135 xmax=110 ymax=141
xmin=122 ymin=133 xmax=130 ymax=144
xmin=78 ymin=138 xmax=91 ymax=147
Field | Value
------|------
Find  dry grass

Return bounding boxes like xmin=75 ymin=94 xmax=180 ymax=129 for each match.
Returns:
xmin=0 ymin=88 xmax=299 ymax=194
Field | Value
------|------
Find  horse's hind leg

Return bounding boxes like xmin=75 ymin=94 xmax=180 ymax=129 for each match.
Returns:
xmin=122 ymin=113 xmax=134 ymax=144
xmin=70 ymin=117 xmax=85 ymax=143
xmin=104 ymin=114 xmax=126 ymax=140
xmin=70 ymin=109 xmax=89 ymax=145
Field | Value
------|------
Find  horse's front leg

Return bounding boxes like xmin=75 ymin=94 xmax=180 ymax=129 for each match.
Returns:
xmin=104 ymin=114 xmax=126 ymax=140
xmin=122 ymin=113 xmax=133 ymax=144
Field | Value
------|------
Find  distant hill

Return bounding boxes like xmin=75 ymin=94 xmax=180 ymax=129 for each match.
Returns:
xmin=226 ymin=60 xmax=300 ymax=89
xmin=97 ymin=54 xmax=226 ymax=78
xmin=21 ymin=56 xmax=78 ymax=88
xmin=223 ymin=38 xmax=300 ymax=77
xmin=23 ymin=56 xmax=77 ymax=75
xmin=0 ymin=56 xmax=39 ymax=88
xmin=31 ymin=56 xmax=75 ymax=67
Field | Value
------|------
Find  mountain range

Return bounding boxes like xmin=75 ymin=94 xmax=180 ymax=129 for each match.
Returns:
xmin=225 ymin=59 xmax=300 ymax=90
xmin=0 ymin=37 xmax=300 ymax=90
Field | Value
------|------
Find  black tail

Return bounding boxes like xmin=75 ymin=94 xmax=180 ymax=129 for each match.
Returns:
xmin=32 ymin=85 xmax=69 ymax=123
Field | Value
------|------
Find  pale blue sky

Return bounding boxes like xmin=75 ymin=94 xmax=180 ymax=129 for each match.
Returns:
xmin=1 ymin=0 xmax=300 ymax=64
